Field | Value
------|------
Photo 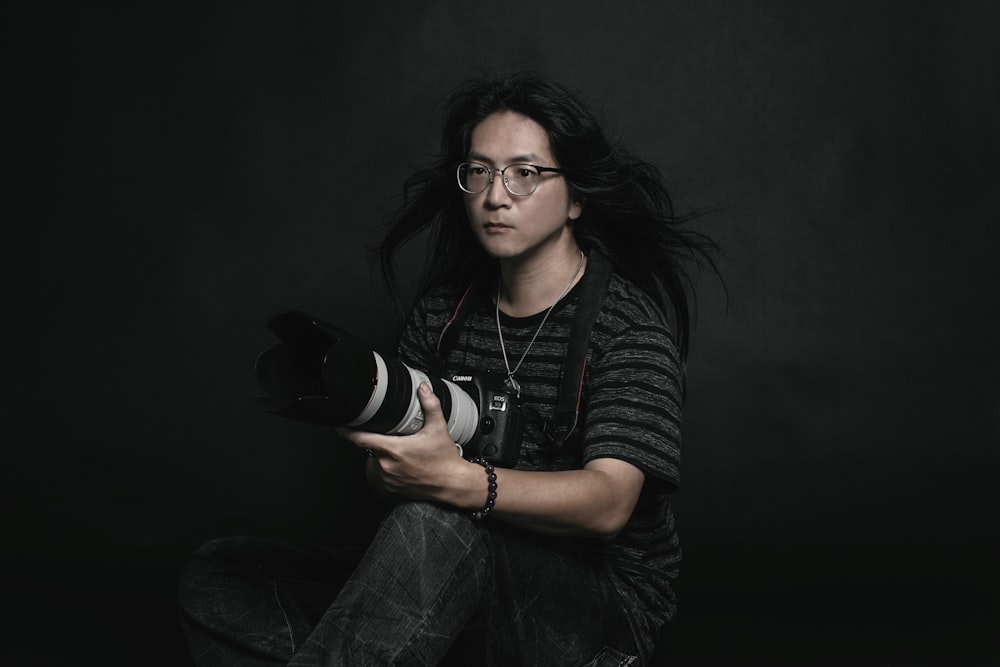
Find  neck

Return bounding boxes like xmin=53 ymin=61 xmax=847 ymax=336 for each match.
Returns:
xmin=498 ymin=244 xmax=586 ymax=317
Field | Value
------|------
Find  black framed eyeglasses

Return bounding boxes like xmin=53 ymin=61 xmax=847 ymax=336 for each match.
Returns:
xmin=456 ymin=161 xmax=565 ymax=197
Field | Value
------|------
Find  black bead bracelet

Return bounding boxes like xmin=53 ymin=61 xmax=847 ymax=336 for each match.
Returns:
xmin=469 ymin=457 xmax=497 ymax=520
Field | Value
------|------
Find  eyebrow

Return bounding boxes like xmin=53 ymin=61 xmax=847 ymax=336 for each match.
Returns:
xmin=467 ymin=151 xmax=543 ymax=165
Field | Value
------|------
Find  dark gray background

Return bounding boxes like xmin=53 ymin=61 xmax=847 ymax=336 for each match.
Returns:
xmin=13 ymin=2 xmax=999 ymax=665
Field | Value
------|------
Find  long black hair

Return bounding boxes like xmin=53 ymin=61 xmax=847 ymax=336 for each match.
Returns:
xmin=376 ymin=71 xmax=720 ymax=361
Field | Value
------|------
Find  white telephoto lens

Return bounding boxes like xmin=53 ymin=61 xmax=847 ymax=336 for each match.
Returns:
xmin=387 ymin=368 xmax=479 ymax=445
xmin=441 ymin=378 xmax=478 ymax=445
xmin=346 ymin=351 xmax=389 ymax=428
xmin=346 ymin=352 xmax=479 ymax=446
xmin=389 ymin=367 xmax=431 ymax=436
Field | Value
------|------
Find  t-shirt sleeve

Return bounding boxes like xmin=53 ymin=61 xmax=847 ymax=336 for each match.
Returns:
xmin=581 ymin=322 xmax=683 ymax=491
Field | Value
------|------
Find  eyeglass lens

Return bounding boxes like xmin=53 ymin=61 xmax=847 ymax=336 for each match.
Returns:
xmin=458 ymin=163 xmax=540 ymax=196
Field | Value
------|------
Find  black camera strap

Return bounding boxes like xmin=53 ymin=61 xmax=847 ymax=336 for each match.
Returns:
xmin=434 ymin=251 xmax=614 ymax=446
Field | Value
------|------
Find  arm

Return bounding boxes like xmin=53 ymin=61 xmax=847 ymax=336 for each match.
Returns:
xmin=340 ymin=383 xmax=644 ymax=539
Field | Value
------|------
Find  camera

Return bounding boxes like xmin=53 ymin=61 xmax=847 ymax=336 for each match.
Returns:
xmin=252 ymin=310 xmax=523 ymax=466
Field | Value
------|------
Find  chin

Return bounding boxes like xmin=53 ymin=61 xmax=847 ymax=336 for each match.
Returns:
xmin=474 ymin=236 xmax=521 ymax=259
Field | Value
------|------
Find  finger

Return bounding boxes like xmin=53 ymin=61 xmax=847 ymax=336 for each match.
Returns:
xmin=417 ymin=382 xmax=446 ymax=428
xmin=334 ymin=426 xmax=369 ymax=448
xmin=416 ymin=383 xmax=466 ymax=457
xmin=334 ymin=427 xmax=394 ymax=458
xmin=333 ymin=426 xmax=357 ymax=441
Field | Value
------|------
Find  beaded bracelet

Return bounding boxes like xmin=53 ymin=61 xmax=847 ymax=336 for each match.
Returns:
xmin=469 ymin=457 xmax=498 ymax=520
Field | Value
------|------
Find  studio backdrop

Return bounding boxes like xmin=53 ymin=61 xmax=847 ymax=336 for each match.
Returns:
xmin=14 ymin=2 xmax=999 ymax=665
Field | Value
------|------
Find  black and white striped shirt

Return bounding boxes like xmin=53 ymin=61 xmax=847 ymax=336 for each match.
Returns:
xmin=397 ymin=271 xmax=683 ymax=648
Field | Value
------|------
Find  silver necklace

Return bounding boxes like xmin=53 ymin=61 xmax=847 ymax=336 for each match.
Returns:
xmin=496 ymin=250 xmax=586 ymax=397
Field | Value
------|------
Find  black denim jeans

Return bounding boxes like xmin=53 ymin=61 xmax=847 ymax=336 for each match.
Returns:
xmin=179 ymin=501 xmax=641 ymax=666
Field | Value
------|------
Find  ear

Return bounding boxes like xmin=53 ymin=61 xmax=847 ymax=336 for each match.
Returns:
xmin=568 ymin=198 xmax=583 ymax=221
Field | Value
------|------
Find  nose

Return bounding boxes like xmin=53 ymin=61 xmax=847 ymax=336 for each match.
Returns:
xmin=484 ymin=168 xmax=512 ymax=207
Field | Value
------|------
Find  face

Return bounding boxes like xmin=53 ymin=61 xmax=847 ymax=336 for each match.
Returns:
xmin=462 ymin=111 xmax=582 ymax=265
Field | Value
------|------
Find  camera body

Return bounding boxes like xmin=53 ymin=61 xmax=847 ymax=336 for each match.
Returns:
xmin=446 ymin=372 xmax=522 ymax=465
xmin=253 ymin=310 xmax=523 ymax=467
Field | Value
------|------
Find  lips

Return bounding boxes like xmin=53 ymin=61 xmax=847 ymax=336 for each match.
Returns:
xmin=484 ymin=222 xmax=512 ymax=230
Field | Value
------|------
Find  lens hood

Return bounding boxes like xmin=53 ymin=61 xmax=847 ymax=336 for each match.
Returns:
xmin=253 ymin=310 xmax=377 ymax=427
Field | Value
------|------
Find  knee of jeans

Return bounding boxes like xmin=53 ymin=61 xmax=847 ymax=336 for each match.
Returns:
xmin=178 ymin=537 xmax=257 ymax=610
xmin=383 ymin=501 xmax=478 ymax=540
xmin=183 ymin=536 xmax=256 ymax=573
xmin=386 ymin=500 xmax=462 ymax=522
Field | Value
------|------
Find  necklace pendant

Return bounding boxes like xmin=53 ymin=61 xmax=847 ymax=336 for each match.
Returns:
xmin=504 ymin=375 xmax=521 ymax=397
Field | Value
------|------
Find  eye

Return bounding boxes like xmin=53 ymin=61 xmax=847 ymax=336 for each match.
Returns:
xmin=517 ymin=167 xmax=536 ymax=178
xmin=470 ymin=166 xmax=488 ymax=175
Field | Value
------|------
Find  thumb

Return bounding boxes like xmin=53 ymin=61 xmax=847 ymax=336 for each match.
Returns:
xmin=417 ymin=382 xmax=450 ymax=434
xmin=417 ymin=381 xmax=465 ymax=458
xmin=417 ymin=381 xmax=443 ymax=420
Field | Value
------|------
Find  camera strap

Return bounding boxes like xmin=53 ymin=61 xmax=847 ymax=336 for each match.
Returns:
xmin=435 ymin=251 xmax=614 ymax=447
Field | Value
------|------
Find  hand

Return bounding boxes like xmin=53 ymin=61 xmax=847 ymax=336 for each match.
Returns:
xmin=336 ymin=383 xmax=474 ymax=504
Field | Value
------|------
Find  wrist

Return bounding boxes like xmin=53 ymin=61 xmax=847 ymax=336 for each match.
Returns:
xmin=468 ymin=457 xmax=498 ymax=520
xmin=446 ymin=458 xmax=489 ymax=510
